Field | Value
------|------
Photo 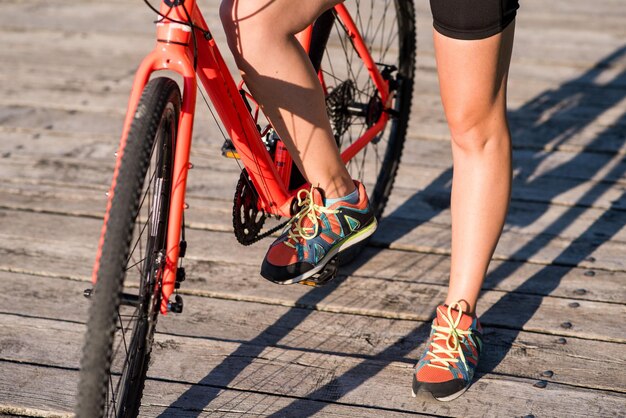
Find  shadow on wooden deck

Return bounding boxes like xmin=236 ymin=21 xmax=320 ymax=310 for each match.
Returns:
xmin=157 ymin=44 xmax=626 ymax=417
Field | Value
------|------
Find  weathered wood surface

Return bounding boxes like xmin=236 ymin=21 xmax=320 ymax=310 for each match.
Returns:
xmin=1 ymin=0 xmax=626 ymax=417
xmin=3 ymin=272 xmax=625 ymax=393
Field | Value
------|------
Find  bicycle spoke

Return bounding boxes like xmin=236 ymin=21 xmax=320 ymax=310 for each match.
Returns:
xmin=114 ymin=313 xmax=130 ymax=393
xmin=314 ymin=0 xmax=413 ymax=214
xmin=125 ymin=256 xmax=148 ymax=274
xmin=127 ymin=219 xmax=151 ymax=274
xmin=126 ymin=171 xmax=158 ymax=266
xmin=333 ymin=20 xmax=361 ymax=90
xmin=108 ymin=373 xmax=118 ymax=417
xmin=78 ymin=77 xmax=181 ymax=418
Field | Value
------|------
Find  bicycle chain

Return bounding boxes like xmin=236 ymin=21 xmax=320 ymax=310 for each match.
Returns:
xmin=248 ymin=218 xmax=289 ymax=245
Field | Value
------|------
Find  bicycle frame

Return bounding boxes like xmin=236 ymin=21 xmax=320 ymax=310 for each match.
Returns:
xmin=95 ymin=0 xmax=392 ymax=314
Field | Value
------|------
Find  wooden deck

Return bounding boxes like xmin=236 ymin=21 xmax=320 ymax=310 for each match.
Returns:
xmin=1 ymin=0 xmax=625 ymax=416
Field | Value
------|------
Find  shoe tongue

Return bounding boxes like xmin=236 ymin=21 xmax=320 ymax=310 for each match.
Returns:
xmin=311 ymin=187 xmax=325 ymax=207
xmin=435 ymin=305 xmax=474 ymax=331
xmin=292 ymin=187 xmax=325 ymax=234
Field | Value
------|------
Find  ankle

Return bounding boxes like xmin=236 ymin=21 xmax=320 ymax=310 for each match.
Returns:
xmin=324 ymin=184 xmax=356 ymax=200
xmin=315 ymin=173 xmax=355 ymax=199
xmin=443 ymin=299 xmax=476 ymax=317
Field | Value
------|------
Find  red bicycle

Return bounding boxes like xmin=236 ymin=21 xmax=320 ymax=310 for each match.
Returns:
xmin=76 ymin=0 xmax=415 ymax=416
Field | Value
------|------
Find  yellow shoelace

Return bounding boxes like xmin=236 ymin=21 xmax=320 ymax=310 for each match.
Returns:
xmin=426 ymin=303 xmax=472 ymax=370
xmin=284 ymin=187 xmax=338 ymax=249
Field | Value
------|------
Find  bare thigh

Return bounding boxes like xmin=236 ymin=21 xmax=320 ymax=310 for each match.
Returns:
xmin=221 ymin=0 xmax=342 ymax=39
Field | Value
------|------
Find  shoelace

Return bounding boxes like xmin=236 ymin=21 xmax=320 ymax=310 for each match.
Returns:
xmin=425 ymin=302 xmax=472 ymax=371
xmin=283 ymin=187 xmax=338 ymax=249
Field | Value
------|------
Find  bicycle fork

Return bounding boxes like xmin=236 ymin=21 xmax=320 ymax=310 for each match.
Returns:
xmin=98 ymin=4 xmax=293 ymax=315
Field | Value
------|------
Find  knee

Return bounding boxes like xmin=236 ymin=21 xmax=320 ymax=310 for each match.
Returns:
xmin=446 ymin=104 xmax=509 ymax=153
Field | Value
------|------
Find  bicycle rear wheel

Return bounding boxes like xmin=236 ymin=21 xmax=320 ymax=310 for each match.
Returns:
xmin=76 ymin=77 xmax=180 ymax=418
xmin=309 ymin=0 xmax=416 ymax=218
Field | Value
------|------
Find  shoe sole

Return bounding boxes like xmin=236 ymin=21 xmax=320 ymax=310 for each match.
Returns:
xmin=433 ymin=384 xmax=470 ymax=402
xmin=278 ymin=217 xmax=378 ymax=285
xmin=411 ymin=375 xmax=471 ymax=402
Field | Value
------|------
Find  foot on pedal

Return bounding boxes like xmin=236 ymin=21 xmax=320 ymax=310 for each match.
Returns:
xmin=260 ymin=181 xmax=377 ymax=285
xmin=299 ymin=256 xmax=339 ymax=287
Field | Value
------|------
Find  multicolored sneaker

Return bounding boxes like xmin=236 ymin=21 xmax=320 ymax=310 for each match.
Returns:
xmin=260 ymin=181 xmax=377 ymax=284
xmin=412 ymin=302 xmax=483 ymax=401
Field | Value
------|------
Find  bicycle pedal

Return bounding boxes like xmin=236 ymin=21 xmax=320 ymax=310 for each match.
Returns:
xmin=167 ymin=294 xmax=184 ymax=314
xmin=221 ymin=139 xmax=240 ymax=159
xmin=299 ymin=256 xmax=339 ymax=287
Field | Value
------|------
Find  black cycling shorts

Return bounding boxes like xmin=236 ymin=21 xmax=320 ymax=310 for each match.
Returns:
xmin=430 ymin=0 xmax=519 ymax=40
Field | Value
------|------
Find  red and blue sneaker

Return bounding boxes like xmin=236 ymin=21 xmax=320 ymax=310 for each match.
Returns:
xmin=412 ymin=302 xmax=483 ymax=401
xmin=260 ymin=180 xmax=377 ymax=284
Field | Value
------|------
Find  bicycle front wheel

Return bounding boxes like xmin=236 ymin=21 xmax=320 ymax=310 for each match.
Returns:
xmin=310 ymin=0 xmax=416 ymax=218
xmin=76 ymin=77 xmax=180 ymax=418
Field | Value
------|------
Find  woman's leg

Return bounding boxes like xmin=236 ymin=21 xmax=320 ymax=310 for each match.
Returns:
xmin=437 ymin=23 xmax=515 ymax=314
xmin=220 ymin=0 xmax=354 ymax=198
xmin=220 ymin=0 xmax=377 ymax=285
xmin=413 ymin=17 xmax=516 ymax=401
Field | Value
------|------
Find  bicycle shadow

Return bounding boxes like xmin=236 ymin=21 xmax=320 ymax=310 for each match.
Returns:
xmin=157 ymin=45 xmax=626 ymax=416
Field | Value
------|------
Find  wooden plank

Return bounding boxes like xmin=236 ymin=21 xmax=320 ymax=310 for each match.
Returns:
xmin=411 ymin=116 xmax=626 ymax=155
xmin=3 ymin=73 xmax=626 ymax=155
xmin=154 ymin=263 xmax=626 ymax=344
xmin=3 ymin=61 xmax=625 ymax=137
xmin=4 ymin=67 xmax=626 ymax=165
xmin=3 ymin=180 xmax=626 ymax=270
xmin=2 ymin=216 xmax=624 ymax=303
xmin=139 ymin=386 xmax=431 ymax=418
xmin=5 ymin=124 xmax=626 ymax=188
xmin=2 ymin=95 xmax=626 ymax=162
xmin=0 ymin=361 xmax=75 ymax=418
xmin=387 ymin=189 xmax=626 ymax=244
xmin=2 ymin=273 xmax=625 ymax=393
xmin=0 ymin=190 xmax=626 ymax=282
xmin=4 ymin=58 xmax=626 ymax=114
xmin=1 ymin=0 xmax=624 ymax=416
xmin=0 ymin=188 xmax=623 ymax=280
xmin=2 ymin=170 xmax=625 ymax=246
xmin=2 ymin=152 xmax=624 ymax=237
xmin=1 ymin=317 xmax=624 ymax=418
xmin=3 ymin=124 xmax=626 ymax=220
xmin=3 ymin=137 xmax=626 ymax=212
xmin=373 ymin=214 xmax=626 ymax=272
xmin=0 ymin=209 xmax=624 ymax=344
xmin=0 ymin=362 xmax=431 ymax=418
xmin=102 ymin=335 xmax=626 ymax=417
xmin=2 ymin=2 xmax=625 ymax=72
xmin=357 ymin=248 xmax=626 ymax=304
xmin=3 ymin=0 xmax=626 ymax=35
xmin=2 ymin=205 xmax=624 ymax=305
xmin=4 ymin=46 xmax=626 ymax=123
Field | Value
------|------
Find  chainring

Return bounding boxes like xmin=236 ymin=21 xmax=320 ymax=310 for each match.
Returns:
xmin=232 ymin=170 xmax=267 ymax=246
